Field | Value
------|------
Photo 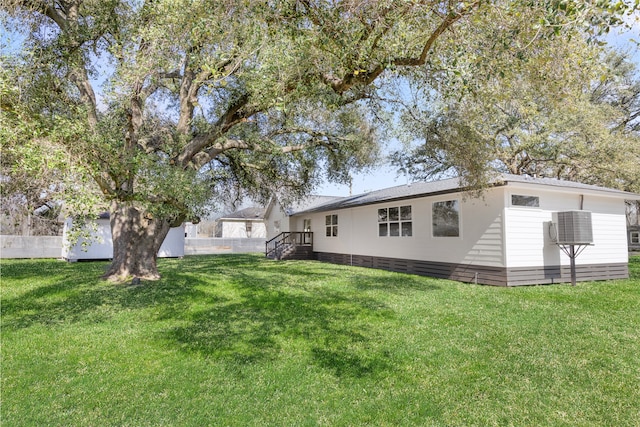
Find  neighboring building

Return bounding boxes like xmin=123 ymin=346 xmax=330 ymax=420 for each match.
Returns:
xmin=265 ymin=174 xmax=640 ymax=286
xmin=264 ymin=195 xmax=340 ymax=238
xmin=62 ymin=213 xmax=185 ymax=261
xmin=215 ymin=207 xmax=267 ymax=238
xmin=185 ymin=219 xmax=218 ymax=238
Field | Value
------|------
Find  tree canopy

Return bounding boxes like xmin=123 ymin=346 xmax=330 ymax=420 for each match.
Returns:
xmin=2 ymin=0 xmax=637 ymax=280
xmin=389 ymin=9 xmax=640 ymax=192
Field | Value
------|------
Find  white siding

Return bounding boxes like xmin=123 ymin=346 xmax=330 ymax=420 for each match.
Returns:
xmin=62 ymin=218 xmax=113 ymax=260
xmin=265 ymin=204 xmax=291 ymax=240
xmin=157 ymin=225 xmax=186 ymax=257
xmin=287 ymin=183 xmax=629 ymax=271
xmin=583 ymin=197 xmax=628 ymax=264
xmin=504 ymin=189 xmax=628 ymax=268
xmin=503 ymin=208 xmax=554 ymax=268
xmin=252 ymin=222 xmax=267 ymax=239
xmin=221 ymin=220 xmax=267 ymax=238
xmin=62 ymin=219 xmax=185 ymax=260
xmin=297 ymin=188 xmax=506 ymax=267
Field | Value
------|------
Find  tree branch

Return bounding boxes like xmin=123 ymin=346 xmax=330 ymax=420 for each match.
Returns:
xmin=192 ymin=123 xmax=358 ymax=170
xmin=327 ymin=1 xmax=479 ymax=94
xmin=177 ymin=93 xmax=252 ymax=167
xmin=34 ymin=0 xmax=101 ymax=130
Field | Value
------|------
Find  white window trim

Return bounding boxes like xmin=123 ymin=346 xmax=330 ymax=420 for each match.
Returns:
xmin=509 ymin=193 xmax=541 ymax=209
xmin=325 ymin=214 xmax=338 ymax=237
xmin=431 ymin=198 xmax=462 ymax=238
xmin=377 ymin=205 xmax=413 ymax=238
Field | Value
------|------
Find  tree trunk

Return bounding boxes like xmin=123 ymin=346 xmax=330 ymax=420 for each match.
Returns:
xmin=102 ymin=201 xmax=171 ymax=282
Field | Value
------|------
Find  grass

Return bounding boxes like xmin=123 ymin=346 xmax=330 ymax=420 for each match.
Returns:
xmin=2 ymin=255 xmax=639 ymax=426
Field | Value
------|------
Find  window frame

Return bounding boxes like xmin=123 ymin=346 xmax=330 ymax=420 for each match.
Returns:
xmin=631 ymin=231 xmax=640 ymax=244
xmin=511 ymin=194 xmax=540 ymax=208
xmin=325 ymin=214 xmax=338 ymax=237
xmin=378 ymin=205 xmax=412 ymax=237
xmin=432 ymin=199 xmax=461 ymax=238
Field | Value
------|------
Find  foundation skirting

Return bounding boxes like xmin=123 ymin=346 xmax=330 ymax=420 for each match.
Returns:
xmin=314 ymin=252 xmax=629 ymax=286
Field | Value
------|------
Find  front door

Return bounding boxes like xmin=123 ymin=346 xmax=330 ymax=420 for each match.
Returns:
xmin=303 ymin=219 xmax=312 ymax=244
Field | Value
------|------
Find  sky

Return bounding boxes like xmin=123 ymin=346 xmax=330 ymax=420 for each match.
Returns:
xmin=316 ymin=159 xmax=408 ymax=197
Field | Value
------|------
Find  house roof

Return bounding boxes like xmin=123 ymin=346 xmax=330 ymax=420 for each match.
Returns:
xmin=498 ymin=174 xmax=639 ymax=197
xmin=292 ymin=174 xmax=640 ymax=215
xmin=286 ymin=195 xmax=343 ymax=215
xmin=218 ymin=206 xmax=265 ymax=221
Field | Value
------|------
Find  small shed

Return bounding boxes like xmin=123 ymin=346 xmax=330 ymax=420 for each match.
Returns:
xmin=265 ymin=174 xmax=640 ymax=286
xmin=62 ymin=213 xmax=185 ymax=261
xmin=215 ymin=207 xmax=266 ymax=238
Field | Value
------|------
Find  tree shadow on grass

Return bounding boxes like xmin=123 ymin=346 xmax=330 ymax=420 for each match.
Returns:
xmin=348 ymin=272 xmax=443 ymax=294
xmin=163 ymin=282 xmax=397 ymax=378
xmin=1 ymin=271 xmax=217 ymax=330
xmin=1 ymin=257 xmax=220 ymax=329
xmin=162 ymin=256 xmax=440 ymax=378
xmin=3 ymin=254 xmax=440 ymax=378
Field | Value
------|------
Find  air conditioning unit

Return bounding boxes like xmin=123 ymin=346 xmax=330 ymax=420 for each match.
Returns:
xmin=552 ymin=211 xmax=593 ymax=245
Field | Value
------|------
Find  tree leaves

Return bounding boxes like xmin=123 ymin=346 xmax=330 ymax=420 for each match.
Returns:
xmin=392 ymin=37 xmax=640 ymax=192
xmin=3 ymin=0 xmax=638 ymax=225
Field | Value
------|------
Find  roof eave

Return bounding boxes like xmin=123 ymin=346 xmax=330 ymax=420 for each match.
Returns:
xmin=293 ymin=182 xmax=506 ymax=215
xmin=503 ymin=179 xmax=640 ymax=200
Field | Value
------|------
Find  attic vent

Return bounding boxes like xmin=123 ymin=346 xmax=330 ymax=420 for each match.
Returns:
xmin=553 ymin=211 xmax=593 ymax=245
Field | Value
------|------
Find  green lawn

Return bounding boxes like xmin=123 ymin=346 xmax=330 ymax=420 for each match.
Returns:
xmin=2 ymin=255 xmax=639 ymax=426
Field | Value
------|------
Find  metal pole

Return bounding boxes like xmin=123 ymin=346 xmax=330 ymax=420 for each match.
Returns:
xmin=570 ymin=245 xmax=576 ymax=286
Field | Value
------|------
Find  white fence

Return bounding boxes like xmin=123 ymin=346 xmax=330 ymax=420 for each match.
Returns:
xmin=1 ymin=236 xmax=266 ymax=259
xmin=0 ymin=236 xmax=63 ymax=259
xmin=185 ymin=238 xmax=266 ymax=255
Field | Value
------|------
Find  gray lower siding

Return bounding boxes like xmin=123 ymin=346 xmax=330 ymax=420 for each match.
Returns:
xmin=314 ymin=252 xmax=628 ymax=286
xmin=506 ymin=263 xmax=628 ymax=286
xmin=315 ymin=252 xmax=507 ymax=286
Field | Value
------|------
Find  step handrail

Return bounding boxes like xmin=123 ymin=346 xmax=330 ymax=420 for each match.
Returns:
xmin=265 ymin=232 xmax=313 ymax=258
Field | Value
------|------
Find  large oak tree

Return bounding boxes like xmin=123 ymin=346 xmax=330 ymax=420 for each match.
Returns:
xmin=390 ymin=12 xmax=640 ymax=192
xmin=2 ymin=0 xmax=634 ymax=280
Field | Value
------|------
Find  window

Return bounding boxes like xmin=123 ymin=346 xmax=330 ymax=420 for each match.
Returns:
xmin=325 ymin=214 xmax=338 ymax=237
xmin=631 ymin=231 xmax=640 ymax=244
xmin=303 ymin=219 xmax=311 ymax=232
xmin=432 ymin=200 xmax=460 ymax=237
xmin=274 ymin=220 xmax=280 ymax=234
xmin=378 ymin=205 xmax=412 ymax=237
xmin=512 ymin=195 xmax=540 ymax=207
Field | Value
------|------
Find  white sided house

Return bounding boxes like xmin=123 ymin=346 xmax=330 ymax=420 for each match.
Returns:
xmin=215 ymin=207 xmax=267 ymax=238
xmin=265 ymin=174 xmax=639 ymax=286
